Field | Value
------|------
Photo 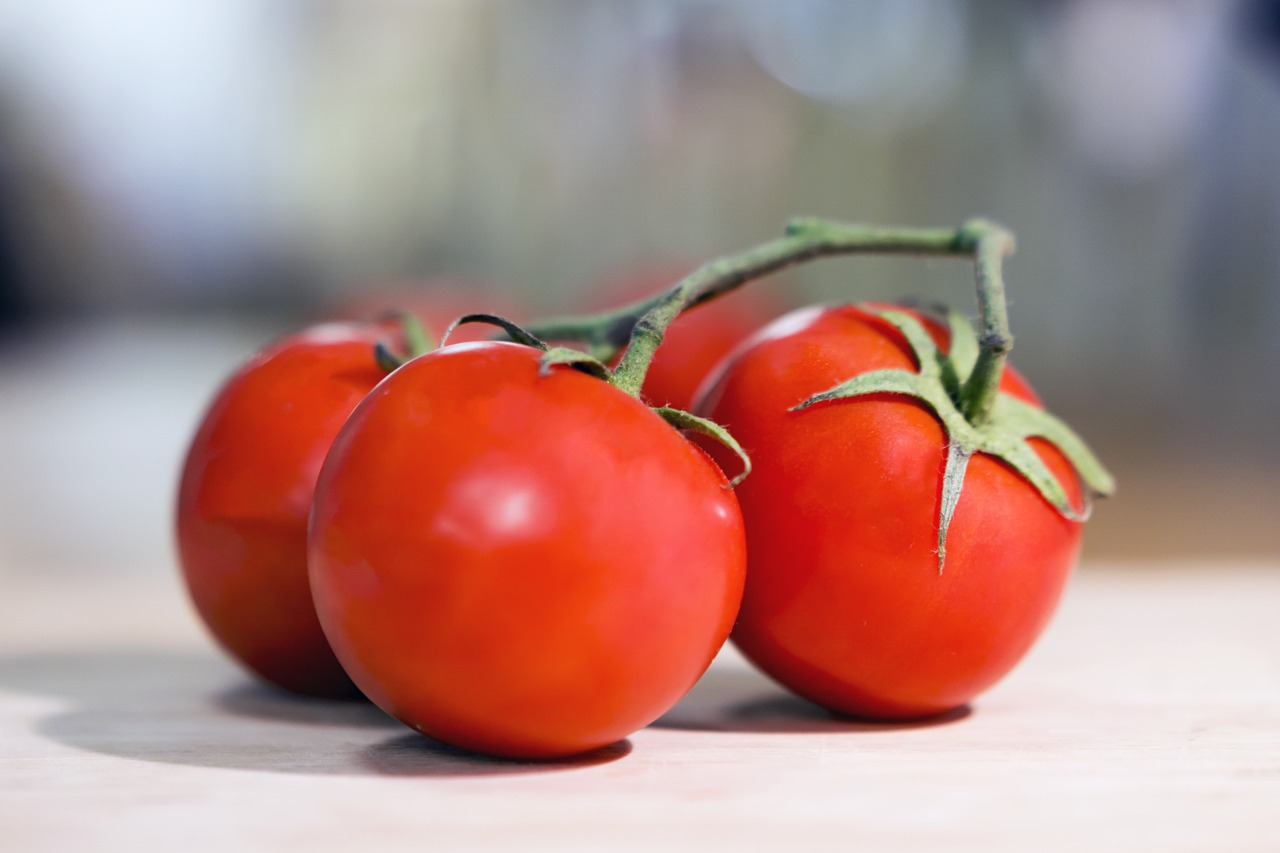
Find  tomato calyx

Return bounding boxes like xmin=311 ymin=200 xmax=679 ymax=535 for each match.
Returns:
xmin=651 ymin=406 xmax=752 ymax=486
xmin=373 ymin=312 xmax=434 ymax=372
xmin=792 ymin=305 xmax=1116 ymax=572
xmin=442 ymin=313 xmax=752 ymax=487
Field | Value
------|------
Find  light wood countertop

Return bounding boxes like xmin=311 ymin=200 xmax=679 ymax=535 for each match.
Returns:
xmin=3 ymin=562 xmax=1278 ymax=851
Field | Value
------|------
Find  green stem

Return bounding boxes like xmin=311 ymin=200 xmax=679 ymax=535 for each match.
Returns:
xmin=373 ymin=311 xmax=435 ymax=372
xmin=954 ymin=220 xmax=1016 ymax=425
xmin=525 ymin=217 xmax=1018 ymax=408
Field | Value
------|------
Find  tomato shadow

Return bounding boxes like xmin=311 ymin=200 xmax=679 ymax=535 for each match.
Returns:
xmin=360 ymin=733 xmax=632 ymax=777
xmin=214 ymin=681 xmax=397 ymax=729
xmin=0 ymin=650 xmax=629 ymax=777
xmin=654 ymin=664 xmax=971 ymax=733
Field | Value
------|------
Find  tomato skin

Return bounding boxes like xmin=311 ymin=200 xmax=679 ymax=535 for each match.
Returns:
xmin=176 ymin=322 xmax=394 ymax=697
xmin=308 ymin=342 xmax=746 ymax=759
xmin=694 ymin=304 xmax=1082 ymax=719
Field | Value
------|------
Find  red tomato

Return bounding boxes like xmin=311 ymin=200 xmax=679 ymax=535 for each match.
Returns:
xmin=308 ymin=341 xmax=746 ymax=758
xmin=176 ymin=322 xmax=397 ymax=697
xmin=693 ymin=304 xmax=1083 ymax=720
xmin=594 ymin=266 xmax=782 ymax=411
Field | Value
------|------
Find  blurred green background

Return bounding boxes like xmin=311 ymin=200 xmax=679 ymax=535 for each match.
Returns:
xmin=1 ymin=0 xmax=1278 ymax=576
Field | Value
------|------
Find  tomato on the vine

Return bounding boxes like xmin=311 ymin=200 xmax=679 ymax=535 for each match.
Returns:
xmin=694 ymin=302 xmax=1098 ymax=720
xmin=176 ymin=321 xmax=400 ymax=697
xmin=308 ymin=341 xmax=746 ymax=759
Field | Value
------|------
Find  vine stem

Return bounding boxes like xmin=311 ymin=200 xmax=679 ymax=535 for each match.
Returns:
xmin=954 ymin=220 xmax=1016 ymax=425
xmin=524 ymin=217 xmax=1017 ymax=418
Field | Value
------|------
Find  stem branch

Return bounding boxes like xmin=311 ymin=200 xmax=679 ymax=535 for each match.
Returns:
xmin=525 ymin=217 xmax=1017 ymax=411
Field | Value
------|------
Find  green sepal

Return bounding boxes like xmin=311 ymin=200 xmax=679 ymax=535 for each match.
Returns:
xmin=441 ymin=313 xmax=548 ymax=350
xmin=654 ymin=406 xmax=752 ymax=488
xmin=991 ymin=394 xmax=1117 ymax=499
xmin=983 ymin=432 xmax=1086 ymax=522
xmin=878 ymin=309 xmax=947 ymax=381
xmin=790 ymin=303 xmax=1114 ymax=572
xmin=936 ymin=441 xmax=973 ymax=574
xmin=371 ymin=311 xmax=436 ymax=372
xmin=373 ymin=341 xmax=405 ymax=373
xmin=790 ymin=369 xmax=931 ymax=412
xmin=941 ymin=308 xmax=979 ymax=396
xmin=539 ymin=347 xmax=612 ymax=379
xmin=874 ymin=306 xmax=977 ymax=394
xmin=399 ymin=311 xmax=435 ymax=358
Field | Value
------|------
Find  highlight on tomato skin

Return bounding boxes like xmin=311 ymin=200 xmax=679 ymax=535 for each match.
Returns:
xmin=693 ymin=303 xmax=1084 ymax=721
xmin=175 ymin=321 xmax=399 ymax=699
xmin=308 ymin=341 xmax=747 ymax=759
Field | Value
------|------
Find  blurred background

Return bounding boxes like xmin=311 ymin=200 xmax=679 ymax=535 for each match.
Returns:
xmin=1 ymin=0 xmax=1277 ymax=578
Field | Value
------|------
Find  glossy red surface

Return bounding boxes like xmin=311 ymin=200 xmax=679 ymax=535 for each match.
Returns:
xmin=695 ymin=304 xmax=1083 ymax=719
xmin=309 ymin=342 xmax=746 ymax=758
xmin=176 ymin=322 xmax=394 ymax=697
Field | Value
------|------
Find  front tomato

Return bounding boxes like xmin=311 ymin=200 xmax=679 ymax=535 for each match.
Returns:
xmin=694 ymin=304 xmax=1085 ymax=720
xmin=176 ymin=322 xmax=395 ymax=697
xmin=308 ymin=342 xmax=746 ymax=759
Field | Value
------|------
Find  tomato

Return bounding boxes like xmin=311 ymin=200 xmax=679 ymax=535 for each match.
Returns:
xmin=693 ymin=303 xmax=1084 ymax=719
xmin=593 ymin=266 xmax=781 ymax=411
xmin=308 ymin=341 xmax=746 ymax=758
xmin=176 ymin=321 xmax=397 ymax=697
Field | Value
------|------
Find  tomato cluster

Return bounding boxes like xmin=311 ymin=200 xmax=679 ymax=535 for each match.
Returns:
xmin=176 ymin=221 xmax=1111 ymax=760
xmin=176 ymin=308 xmax=747 ymax=759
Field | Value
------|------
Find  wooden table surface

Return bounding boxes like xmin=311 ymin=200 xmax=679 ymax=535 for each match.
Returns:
xmin=2 ymin=561 xmax=1278 ymax=852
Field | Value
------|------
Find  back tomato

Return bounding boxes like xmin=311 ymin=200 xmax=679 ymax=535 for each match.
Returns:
xmin=176 ymin=322 xmax=393 ymax=697
xmin=308 ymin=342 xmax=746 ymax=759
xmin=694 ymin=304 xmax=1083 ymax=720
